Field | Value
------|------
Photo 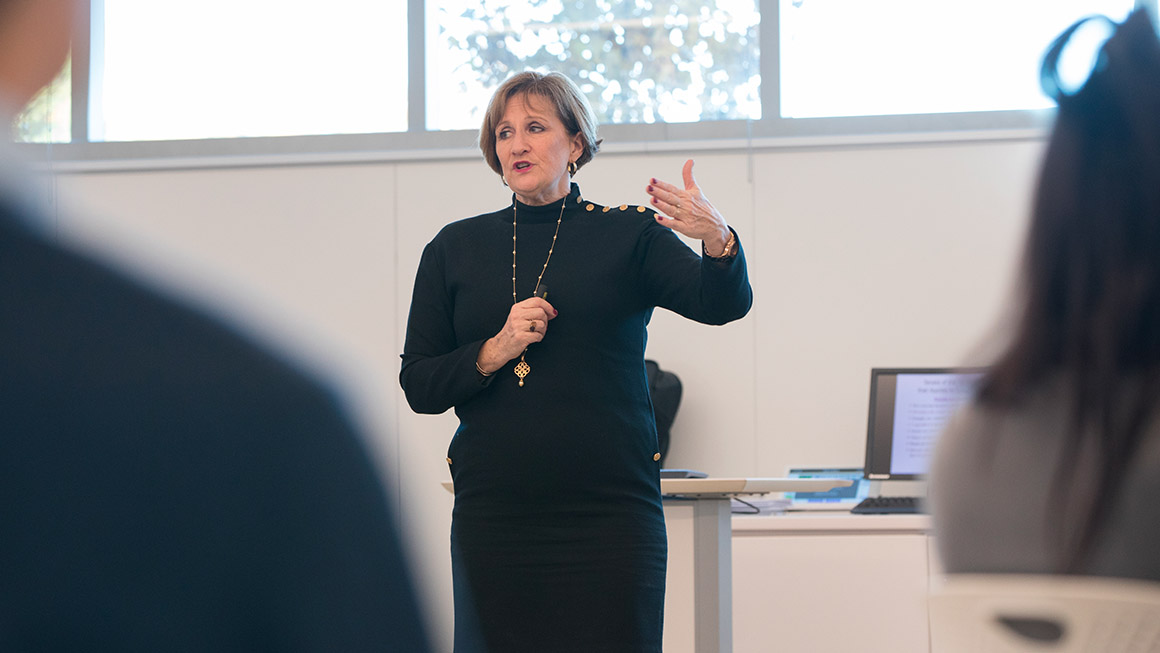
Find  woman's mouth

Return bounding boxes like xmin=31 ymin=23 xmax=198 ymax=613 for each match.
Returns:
xmin=513 ymin=161 xmax=532 ymax=171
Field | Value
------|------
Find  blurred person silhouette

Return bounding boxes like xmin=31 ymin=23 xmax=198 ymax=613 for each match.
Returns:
xmin=0 ymin=1 xmax=431 ymax=650
xmin=930 ymin=9 xmax=1160 ymax=581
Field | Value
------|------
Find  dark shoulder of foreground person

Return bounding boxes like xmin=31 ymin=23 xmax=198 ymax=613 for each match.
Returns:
xmin=0 ymin=210 xmax=432 ymax=651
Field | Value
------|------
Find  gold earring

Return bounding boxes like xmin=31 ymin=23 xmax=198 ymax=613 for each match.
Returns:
xmin=567 ymin=161 xmax=578 ymax=176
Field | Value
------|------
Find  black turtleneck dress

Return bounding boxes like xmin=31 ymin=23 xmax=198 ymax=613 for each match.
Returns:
xmin=400 ymin=184 xmax=752 ymax=653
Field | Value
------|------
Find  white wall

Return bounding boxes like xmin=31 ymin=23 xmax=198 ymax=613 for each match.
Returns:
xmin=48 ymin=137 xmax=1042 ymax=650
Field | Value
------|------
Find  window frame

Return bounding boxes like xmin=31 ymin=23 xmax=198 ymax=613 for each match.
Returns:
xmin=21 ymin=0 xmax=1160 ymax=170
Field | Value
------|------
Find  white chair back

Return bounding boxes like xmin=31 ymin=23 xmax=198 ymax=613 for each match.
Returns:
xmin=929 ymin=574 xmax=1160 ymax=652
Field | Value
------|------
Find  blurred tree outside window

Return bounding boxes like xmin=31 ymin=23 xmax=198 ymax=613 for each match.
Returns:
xmin=427 ymin=0 xmax=761 ymax=131
xmin=12 ymin=58 xmax=71 ymax=144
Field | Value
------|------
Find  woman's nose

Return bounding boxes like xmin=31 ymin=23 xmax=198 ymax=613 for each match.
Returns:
xmin=509 ymin=130 xmax=528 ymax=153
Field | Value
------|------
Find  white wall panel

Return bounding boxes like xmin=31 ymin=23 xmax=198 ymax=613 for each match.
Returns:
xmin=752 ymin=141 xmax=1039 ymax=475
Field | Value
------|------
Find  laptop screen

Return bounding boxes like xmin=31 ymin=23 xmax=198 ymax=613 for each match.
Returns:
xmin=863 ymin=367 xmax=986 ymax=480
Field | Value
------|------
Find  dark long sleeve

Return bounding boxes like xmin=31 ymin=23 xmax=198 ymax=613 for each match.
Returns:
xmin=399 ymin=241 xmax=496 ymax=415
xmin=635 ymin=222 xmax=752 ymax=325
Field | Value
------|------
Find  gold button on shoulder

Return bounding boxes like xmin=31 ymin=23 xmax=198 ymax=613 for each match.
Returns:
xmin=653 ymin=453 xmax=661 ymax=461
xmin=446 ymin=457 xmax=453 ymax=465
xmin=637 ymin=206 xmax=646 ymax=213
xmin=619 ymin=204 xmax=628 ymax=211
xmin=586 ymin=203 xmax=595 ymax=212
xmin=602 ymin=206 xmax=611 ymax=213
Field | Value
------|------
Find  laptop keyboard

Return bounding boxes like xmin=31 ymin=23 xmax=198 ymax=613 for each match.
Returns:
xmin=850 ymin=496 xmax=925 ymax=514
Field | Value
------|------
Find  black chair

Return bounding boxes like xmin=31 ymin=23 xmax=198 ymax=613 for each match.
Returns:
xmin=645 ymin=359 xmax=682 ymax=467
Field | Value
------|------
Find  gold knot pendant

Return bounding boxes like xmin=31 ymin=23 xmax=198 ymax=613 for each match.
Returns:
xmin=514 ymin=360 xmax=530 ymax=387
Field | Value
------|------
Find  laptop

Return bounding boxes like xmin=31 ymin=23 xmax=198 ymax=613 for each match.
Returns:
xmin=783 ymin=467 xmax=869 ymax=511
xmin=850 ymin=367 xmax=987 ymax=513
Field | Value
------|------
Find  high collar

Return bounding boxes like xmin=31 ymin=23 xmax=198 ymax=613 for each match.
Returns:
xmin=511 ymin=183 xmax=583 ymax=224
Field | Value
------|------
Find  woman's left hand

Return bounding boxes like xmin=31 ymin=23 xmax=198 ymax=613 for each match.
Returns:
xmin=646 ymin=159 xmax=732 ymax=256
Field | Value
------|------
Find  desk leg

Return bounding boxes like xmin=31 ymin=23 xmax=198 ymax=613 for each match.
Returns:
xmin=693 ymin=498 xmax=732 ymax=653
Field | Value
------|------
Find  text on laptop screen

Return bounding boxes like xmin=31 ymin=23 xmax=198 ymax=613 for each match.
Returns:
xmin=864 ymin=368 xmax=985 ymax=480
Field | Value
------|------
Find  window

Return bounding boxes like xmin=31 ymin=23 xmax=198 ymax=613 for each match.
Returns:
xmin=90 ymin=0 xmax=408 ymax=142
xmin=426 ymin=0 xmax=760 ymax=131
xmin=10 ymin=0 xmax=1157 ymax=161
xmin=779 ymin=0 xmax=1136 ymax=119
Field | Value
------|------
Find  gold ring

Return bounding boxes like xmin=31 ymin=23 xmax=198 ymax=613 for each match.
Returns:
xmin=528 ymin=321 xmax=536 ymax=332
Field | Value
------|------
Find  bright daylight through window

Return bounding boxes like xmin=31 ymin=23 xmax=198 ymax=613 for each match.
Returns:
xmin=91 ymin=0 xmax=406 ymax=142
xmin=8 ymin=0 xmax=1154 ymax=151
xmin=779 ymin=0 xmax=1137 ymax=119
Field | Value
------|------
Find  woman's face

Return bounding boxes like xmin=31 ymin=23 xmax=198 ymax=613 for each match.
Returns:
xmin=495 ymin=93 xmax=583 ymax=206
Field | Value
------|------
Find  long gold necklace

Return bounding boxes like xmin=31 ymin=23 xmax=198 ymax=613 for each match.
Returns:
xmin=511 ymin=197 xmax=566 ymax=387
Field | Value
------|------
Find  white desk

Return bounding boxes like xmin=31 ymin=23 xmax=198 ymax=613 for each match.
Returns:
xmin=731 ymin=512 xmax=935 ymax=652
xmin=657 ymin=478 xmax=853 ymax=653
xmin=660 ymin=477 xmax=854 ymax=497
xmin=439 ymin=477 xmax=851 ymax=497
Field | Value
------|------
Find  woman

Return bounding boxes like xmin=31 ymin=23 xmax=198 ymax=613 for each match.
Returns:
xmin=400 ymin=71 xmax=751 ymax=652
xmin=929 ymin=9 xmax=1160 ymax=581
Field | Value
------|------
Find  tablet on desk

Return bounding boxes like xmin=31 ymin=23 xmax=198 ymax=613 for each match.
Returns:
xmin=783 ymin=468 xmax=868 ymax=511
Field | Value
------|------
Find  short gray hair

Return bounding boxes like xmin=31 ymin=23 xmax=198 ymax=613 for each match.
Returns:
xmin=478 ymin=71 xmax=602 ymax=177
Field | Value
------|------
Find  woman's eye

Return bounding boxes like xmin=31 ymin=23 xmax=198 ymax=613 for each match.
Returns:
xmin=497 ymin=129 xmax=511 ymax=139
xmin=529 ymin=124 xmax=543 ymax=132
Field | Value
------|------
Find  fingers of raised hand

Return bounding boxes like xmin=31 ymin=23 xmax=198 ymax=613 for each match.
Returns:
xmin=646 ymin=179 xmax=688 ymax=220
xmin=681 ymin=159 xmax=697 ymax=190
xmin=647 ymin=159 xmax=699 ymax=215
xmin=655 ymin=193 xmax=728 ymax=242
xmin=647 ymin=160 xmax=728 ymax=240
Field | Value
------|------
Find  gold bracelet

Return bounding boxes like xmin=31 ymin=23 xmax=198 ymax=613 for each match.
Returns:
xmin=475 ymin=361 xmax=493 ymax=377
xmin=704 ymin=231 xmax=737 ymax=259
